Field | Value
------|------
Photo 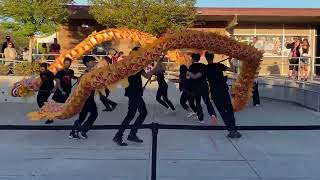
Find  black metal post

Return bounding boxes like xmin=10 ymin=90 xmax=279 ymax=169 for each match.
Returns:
xmin=151 ymin=122 xmax=159 ymax=180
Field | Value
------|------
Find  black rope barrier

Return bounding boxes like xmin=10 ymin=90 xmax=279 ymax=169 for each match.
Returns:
xmin=2 ymin=124 xmax=320 ymax=131
xmin=151 ymin=123 xmax=159 ymax=180
xmin=0 ymin=124 xmax=151 ymax=130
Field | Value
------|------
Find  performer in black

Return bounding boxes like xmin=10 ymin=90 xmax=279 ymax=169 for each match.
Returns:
xmin=99 ymin=56 xmax=117 ymax=111
xmin=205 ymin=52 xmax=241 ymax=138
xmin=252 ymin=80 xmax=261 ymax=107
xmin=113 ymin=47 xmax=161 ymax=146
xmin=49 ymin=58 xmax=78 ymax=124
xmin=187 ymin=53 xmax=217 ymax=123
xmin=37 ymin=63 xmax=54 ymax=109
xmin=170 ymin=65 xmax=197 ymax=117
xmin=69 ymin=56 xmax=98 ymax=139
xmin=153 ymin=57 xmax=175 ymax=111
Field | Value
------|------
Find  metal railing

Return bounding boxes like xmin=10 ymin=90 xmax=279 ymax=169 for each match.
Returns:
xmin=227 ymin=77 xmax=320 ymax=112
xmin=1 ymin=54 xmax=320 ymax=82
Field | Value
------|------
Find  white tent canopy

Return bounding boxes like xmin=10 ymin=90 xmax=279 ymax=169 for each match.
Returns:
xmin=35 ymin=33 xmax=57 ymax=44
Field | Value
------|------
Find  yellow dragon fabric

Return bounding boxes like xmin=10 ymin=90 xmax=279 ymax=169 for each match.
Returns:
xmin=28 ymin=29 xmax=262 ymax=121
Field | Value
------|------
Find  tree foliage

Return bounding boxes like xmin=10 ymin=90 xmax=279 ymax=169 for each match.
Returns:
xmin=89 ymin=0 xmax=197 ymax=36
xmin=0 ymin=0 xmax=73 ymax=37
xmin=0 ymin=26 xmax=29 ymax=50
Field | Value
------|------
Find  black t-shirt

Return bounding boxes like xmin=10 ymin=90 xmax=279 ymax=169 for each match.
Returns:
xmin=39 ymin=70 xmax=54 ymax=91
xmin=179 ymin=73 xmax=191 ymax=92
xmin=84 ymin=70 xmax=95 ymax=104
xmin=55 ymin=69 xmax=75 ymax=93
xmin=188 ymin=63 xmax=208 ymax=89
xmin=206 ymin=63 xmax=228 ymax=90
xmin=125 ymin=71 xmax=143 ymax=97
xmin=155 ymin=70 xmax=167 ymax=88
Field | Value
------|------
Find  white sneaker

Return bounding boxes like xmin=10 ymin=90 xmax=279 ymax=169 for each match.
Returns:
xmin=192 ymin=115 xmax=199 ymax=120
xmin=187 ymin=112 xmax=196 ymax=118
xmin=198 ymin=120 xmax=205 ymax=124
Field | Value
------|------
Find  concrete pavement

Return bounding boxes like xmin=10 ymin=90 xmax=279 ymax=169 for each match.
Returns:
xmin=0 ymin=98 xmax=320 ymax=180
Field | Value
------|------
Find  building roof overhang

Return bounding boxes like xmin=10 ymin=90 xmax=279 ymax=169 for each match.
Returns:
xmin=66 ymin=5 xmax=320 ymax=24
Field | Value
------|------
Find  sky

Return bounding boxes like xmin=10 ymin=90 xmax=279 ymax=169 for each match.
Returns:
xmin=74 ymin=0 xmax=320 ymax=8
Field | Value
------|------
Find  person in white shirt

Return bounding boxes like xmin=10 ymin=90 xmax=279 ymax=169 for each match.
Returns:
xmin=22 ymin=47 xmax=29 ymax=61
xmin=4 ymin=42 xmax=17 ymax=74
xmin=4 ymin=42 xmax=17 ymax=63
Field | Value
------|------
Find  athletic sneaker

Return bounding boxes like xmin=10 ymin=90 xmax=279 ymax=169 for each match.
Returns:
xmin=198 ymin=120 xmax=205 ymax=124
xmin=45 ymin=120 xmax=54 ymax=124
xmin=167 ymin=107 xmax=176 ymax=112
xmin=111 ymin=104 xmax=118 ymax=110
xmin=227 ymin=131 xmax=242 ymax=139
xmin=187 ymin=112 xmax=196 ymax=118
xmin=127 ymin=134 xmax=143 ymax=143
xmin=113 ymin=136 xmax=128 ymax=146
xmin=69 ymin=132 xmax=80 ymax=139
xmin=79 ymin=131 xmax=88 ymax=139
xmin=103 ymin=108 xmax=113 ymax=112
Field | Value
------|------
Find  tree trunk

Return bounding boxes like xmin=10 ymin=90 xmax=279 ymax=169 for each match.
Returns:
xmin=28 ymin=37 xmax=33 ymax=63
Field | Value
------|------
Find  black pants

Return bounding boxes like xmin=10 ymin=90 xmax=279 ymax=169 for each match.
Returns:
xmin=180 ymin=91 xmax=196 ymax=113
xmin=116 ymin=96 xmax=147 ymax=137
xmin=71 ymin=100 xmax=98 ymax=134
xmin=212 ymin=90 xmax=236 ymax=132
xmin=194 ymin=88 xmax=216 ymax=120
xmin=36 ymin=91 xmax=51 ymax=108
xmin=252 ymin=82 xmax=260 ymax=106
xmin=52 ymin=90 xmax=69 ymax=103
xmin=99 ymin=89 xmax=117 ymax=110
xmin=156 ymin=85 xmax=175 ymax=110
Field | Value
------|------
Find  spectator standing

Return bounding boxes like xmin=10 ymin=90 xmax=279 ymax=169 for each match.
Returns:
xmin=300 ymin=39 xmax=310 ymax=81
xmin=49 ymin=38 xmax=61 ymax=60
xmin=2 ymin=36 xmax=15 ymax=53
xmin=286 ymin=37 xmax=301 ymax=80
xmin=4 ymin=42 xmax=17 ymax=74
xmin=22 ymin=48 xmax=29 ymax=61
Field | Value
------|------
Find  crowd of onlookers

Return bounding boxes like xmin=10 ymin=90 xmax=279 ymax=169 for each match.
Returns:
xmin=0 ymin=36 xmax=61 ymax=62
xmin=286 ymin=36 xmax=310 ymax=81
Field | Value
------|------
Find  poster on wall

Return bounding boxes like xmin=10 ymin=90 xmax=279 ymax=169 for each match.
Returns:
xmin=257 ymin=36 xmax=282 ymax=56
xmin=234 ymin=35 xmax=282 ymax=56
xmin=233 ymin=36 xmax=253 ymax=45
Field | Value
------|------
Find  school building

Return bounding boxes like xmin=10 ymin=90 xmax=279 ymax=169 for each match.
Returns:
xmin=56 ymin=5 xmax=320 ymax=79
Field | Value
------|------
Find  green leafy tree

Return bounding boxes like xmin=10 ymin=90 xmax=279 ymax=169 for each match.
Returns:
xmin=89 ymin=0 xmax=197 ymax=36
xmin=0 ymin=0 xmax=73 ymax=61
xmin=0 ymin=26 xmax=29 ymax=52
